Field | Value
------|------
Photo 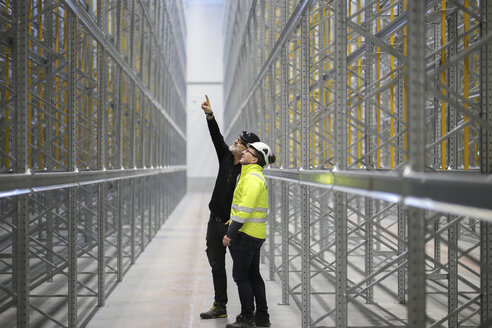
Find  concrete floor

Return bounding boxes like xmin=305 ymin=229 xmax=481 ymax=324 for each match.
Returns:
xmin=87 ymin=192 xmax=301 ymax=328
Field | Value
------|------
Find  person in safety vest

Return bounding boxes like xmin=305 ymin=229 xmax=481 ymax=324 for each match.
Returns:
xmin=223 ymin=142 xmax=276 ymax=328
xmin=200 ymin=95 xmax=260 ymax=320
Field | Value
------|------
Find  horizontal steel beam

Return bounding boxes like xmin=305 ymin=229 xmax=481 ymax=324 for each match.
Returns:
xmin=61 ymin=0 xmax=186 ymax=140
xmin=0 ymin=166 xmax=186 ymax=198
xmin=225 ymin=0 xmax=440 ymax=139
xmin=224 ymin=0 xmax=314 ymax=138
xmin=264 ymin=167 xmax=492 ymax=221
xmin=139 ymin=0 xmax=186 ymax=103
xmin=224 ymin=0 xmax=257 ymax=92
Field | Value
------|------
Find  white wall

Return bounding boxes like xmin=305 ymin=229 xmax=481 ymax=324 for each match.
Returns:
xmin=186 ymin=0 xmax=225 ymax=191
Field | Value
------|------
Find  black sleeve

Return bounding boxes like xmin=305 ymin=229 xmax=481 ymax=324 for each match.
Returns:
xmin=207 ymin=117 xmax=230 ymax=161
xmin=226 ymin=220 xmax=244 ymax=239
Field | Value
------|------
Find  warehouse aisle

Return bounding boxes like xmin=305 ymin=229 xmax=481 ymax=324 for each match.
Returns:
xmin=87 ymin=192 xmax=300 ymax=328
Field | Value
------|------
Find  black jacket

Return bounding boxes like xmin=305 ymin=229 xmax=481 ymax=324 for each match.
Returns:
xmin=207 ymin=117 xmax=241 ymax=220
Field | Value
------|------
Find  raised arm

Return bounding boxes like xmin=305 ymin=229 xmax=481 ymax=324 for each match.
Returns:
xmin=201 ymin=94 xmax=214 ymax=119
xmin=201 ymin=94 xmax=229 ymax=159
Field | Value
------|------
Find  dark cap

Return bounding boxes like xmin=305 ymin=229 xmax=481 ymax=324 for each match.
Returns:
xmin=239 ymin=130 xmax=260 ymax=144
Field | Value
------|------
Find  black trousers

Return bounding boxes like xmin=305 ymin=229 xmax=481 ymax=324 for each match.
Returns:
xmin=229 ymin=234 xmax=268 ymax=318
xmin=205 ymin=213 xmax=228 ymax=304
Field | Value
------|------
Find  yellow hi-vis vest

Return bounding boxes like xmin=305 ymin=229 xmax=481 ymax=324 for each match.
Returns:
xmin=230 ymin=164 xmax=268 ymax=239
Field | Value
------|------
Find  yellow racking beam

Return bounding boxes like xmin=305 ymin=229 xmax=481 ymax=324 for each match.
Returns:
xmin=311 ymin=9 xmax=316 ymax=168
xmin=464 ymin=0 xmax=470 ymax=170
xmin=64 ymin=8 xmax=67 ymax=168
xmin=4 ymin=0 xmax=10 ymax=168
xmin=29 ymin=0 xmax=32 ymax=168
xmin=357 ymin=0 xmax=362 ymax=169
xmin=81 ymin=33 xmax=85 ymax=164
xmin=327 ymin=7 xmax=331 ymax=168
xmin=146 ymin=24 xmax=150 ymax=87
xmin=376 ymin=2 xmax=381 ymax=169
xmin=108 ymin=60 xmax=113 ymax=167
xmin=122 ymin=6 xmax=128 ymax=166
xmin=474 ymin=51 xmax=479 ymax=166
xmin=390 ymin=0 xmax=395 ymax=169
xmin=108 ymin=1 xmax=113 ymax=167
xmin=289 ymin=42 xmax=295 ymax=167
xmin=39 ymin=0 xmax=44 ymax=169
xmin=75 ymin=26 xmax=79 ymax=168
xmin=403 ymin=0 xmax=408 ymax=162
xmin=55 ymin=6 xmax=59 ymax=168
xmin=348 ymin=0 xmax=352 ymax=167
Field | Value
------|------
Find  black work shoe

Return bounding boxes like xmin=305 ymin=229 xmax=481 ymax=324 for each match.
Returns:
xmin=254 ymin=312 xmax=271 ymax=327
xmin=255 ymin=317 xmax=271 ymax=327
xmin=200 ymin=302 xmax=227 ymax=319
xmin=225 ymin=314 xmax=256 ymax=327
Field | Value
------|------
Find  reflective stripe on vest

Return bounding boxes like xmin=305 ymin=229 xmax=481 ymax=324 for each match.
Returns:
xmin=231 ymin=164 xmax=269 ymax=239
xmin=231 ymin=215 xmax=266 ymax=224
xmin=231 ymin=204 xmax=268 ymax=214
xmin=250 ymin=173 xmax=266 ymax=185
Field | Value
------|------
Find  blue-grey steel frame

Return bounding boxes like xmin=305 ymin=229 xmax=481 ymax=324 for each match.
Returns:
xmin=0 ymin=0 xmax=187 ymax=326
xmin=223 ymin=0 xmax=492 ymax=327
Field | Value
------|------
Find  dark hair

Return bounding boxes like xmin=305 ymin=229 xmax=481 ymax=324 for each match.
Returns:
xmin=250 ymin=147 xmax=276 ymax=167
xmin=239 ymin=131 xmax=260 ymax=144
xmin=256 ymin=153 xmax=266 ymax=167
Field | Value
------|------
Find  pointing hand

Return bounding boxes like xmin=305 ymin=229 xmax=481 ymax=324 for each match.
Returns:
xmin=201 ymin=94 xmax=212 ymax=114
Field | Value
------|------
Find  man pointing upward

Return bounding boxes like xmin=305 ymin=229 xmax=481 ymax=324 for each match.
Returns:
xmin=199 ymin=95 xmax=260 ymax=320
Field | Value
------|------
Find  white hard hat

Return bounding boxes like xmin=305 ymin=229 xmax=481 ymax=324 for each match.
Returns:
xmin=249 ymin=142 xmax=276 ymax=166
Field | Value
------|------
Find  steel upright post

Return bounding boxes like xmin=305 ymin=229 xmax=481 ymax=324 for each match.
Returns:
xmin=13 ymin=0 xmax=30 ymax=325
xmin=364 ymin=3 xmax=375 ymax=304
xmin=268 ymin=179 xmax=276 ymax=281
xmin=407 ymin=1 xmax=427 ymax=326
xmin=432 ymin=13 xmax=441 ymax=271
xmin=448 ymin=7 xmax=459 ymax=327
xmin=141 ymin=173 xmax=145 ymax=252
xmin=45 ymin=0 xmax=54 ymax=283
xmin=156 ymin=115 xmax=162 ymax=228
xmin=267 ymin=0 xmax=277 ymax=283
xmin=280 ymin=0 xmax=290 ymax=306
xmin=148 ymin=106 xmax=153 ymax=239
xmin=164 ymin=122 xmax=168 ymax=223
xmin=148 ymin=174 xmax=153 ymax=238
xmin=139 ymin=3 xmax=147 ymax=253
xmin=320 ymin=3 xmax=330 ymax=260
xmin=334 ymin=1 xmax=348 ymax=326
xmin=397 ymin=0 xmax=407 ymax=304
xmin=147 ymin=36 xmax=153 ymax=93
xmin=129 ymin=0 xmax=137 ymax=265
xmin=448 ymin=10 xmax=458 ymax=170
xmin=259 ymin=0 xmax=266 ymax=139
xmin=320 ymin=190 xmax=329 ymax=261
xmin=251 ymin=14 xmax=258 ymax=128
xmin=448 ymin=215 xmax=458 ymax=328
xmin=480 ymin=1 xmax=492 ymax=325
xmin=67 ymin=8 xmax=78 ymax=326
xmin=130 ymin=113 xmax=136 ymax=265
xmin=96 ymin=0 xmax=108 ymax=307
xmin=140 ymin=158 xmax=145 ymax=251
xmin=115 ymin=0 xmax=124 ymax=283
xmin=300 ymin=11 xmax=311 ymax=328
xmin=165 ymin=122 xmax=170 ymax=221
xmin=258 ymin=0 xmax=267 ymax=266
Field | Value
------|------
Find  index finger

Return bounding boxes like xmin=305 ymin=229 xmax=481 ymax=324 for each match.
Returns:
xmin=205 ymin=94 xmax=210 ymax=104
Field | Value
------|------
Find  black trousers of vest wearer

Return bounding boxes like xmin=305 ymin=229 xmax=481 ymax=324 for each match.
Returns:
xmin=229 ymin=234 xmax=269 ymax=318
xmin=206 ymin=214 xmax=229 ymax=304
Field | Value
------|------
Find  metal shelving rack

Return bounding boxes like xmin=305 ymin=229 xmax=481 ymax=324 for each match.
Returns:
xmin=0 ymin=0 xmax=186 ymax=327
xmin=223 ymin=0 xmax=492 ymax=327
